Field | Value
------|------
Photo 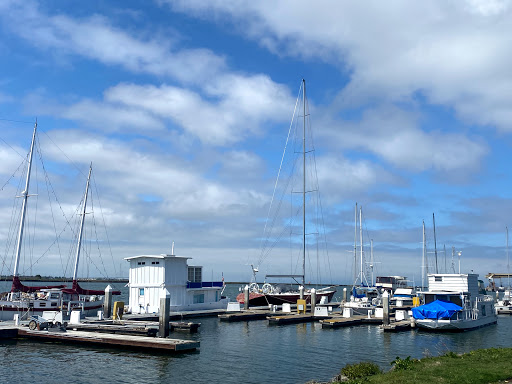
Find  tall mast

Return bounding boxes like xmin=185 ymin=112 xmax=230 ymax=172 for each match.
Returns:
xmin=422 ymin=220 xmax=427 ymax=289
xmin=370 ymin=239 xmax=374 ymax=286
xmin=433 ymin=213 xmax=438 ymax=274
xmin=302 ymin=78 xmax=306 ymax=287
xmin=360 ymin=205 xmax=363 ymax=286
xmin=72 ymin=164 xmax=92 ymax=282
xmin=13 ymin=121 xmax=37 ymax=278
xmin=507 ymin=226 xmax=510 ymax=288
xmin=354 ymin=202 xmax=358 ymax=284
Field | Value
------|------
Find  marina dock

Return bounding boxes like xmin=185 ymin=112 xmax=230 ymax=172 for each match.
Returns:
xmin=320 ymin=315 xmax=382 ymax=329
xmin=267 ymin=314 xmax=321 ymax=325
xmin=0 ymin=324 xmax=199 ymax=353
xmin=219 ymin=310 xmax=271 ymax=322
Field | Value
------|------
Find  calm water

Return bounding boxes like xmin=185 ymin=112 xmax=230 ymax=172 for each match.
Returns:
xmin=1 ymin=281 xmax=512 ymax=384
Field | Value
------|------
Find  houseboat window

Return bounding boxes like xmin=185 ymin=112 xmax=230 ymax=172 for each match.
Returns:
xmin=151 ymin=261 xmax=160 ymax=265
xmin=51 ymin=303 xmax=57 ymax=307
xmin=39 ymin=302 xmax=46 ymax=307
xmin=139 ymin=288 xmax=144 ymax=296
xmin=50 ymin=293 xmax=60 ymax=300
xmin=193 ymin=294 xmax=205 ymax=304
xmin=188 ymin=267 xmax=203 ymax=283
xmin=435 ymin=276 xmax=442 ymax=282
xmin=138 ymin=261 xmax=146 ymax=265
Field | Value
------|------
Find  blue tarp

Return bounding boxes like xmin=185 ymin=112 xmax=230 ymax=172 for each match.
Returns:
xmin=412 ymin=300 xmax=462 ymax=320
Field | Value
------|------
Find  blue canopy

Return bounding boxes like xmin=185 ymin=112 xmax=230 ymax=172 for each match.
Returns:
xmin=412 ymin=300 xmax=462 ymax=320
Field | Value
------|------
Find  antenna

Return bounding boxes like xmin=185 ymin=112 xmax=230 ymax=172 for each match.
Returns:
xmin=171 ymin=241 xmax=175 ymax=255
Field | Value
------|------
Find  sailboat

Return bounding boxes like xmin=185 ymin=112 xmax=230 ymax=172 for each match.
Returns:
xmin=236 ymin=79 xmax=336 ymax=306
xmin=0 ymin=122 xmax=118 ymax=320
xmin=343 ymin=204 xmax=380 ymax=315
xmin=496 ymin=226 xmax=512 ymax=314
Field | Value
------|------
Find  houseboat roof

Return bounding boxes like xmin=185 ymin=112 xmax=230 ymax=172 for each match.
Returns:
xmin=124 ymin=254 xmax=191 ymax=260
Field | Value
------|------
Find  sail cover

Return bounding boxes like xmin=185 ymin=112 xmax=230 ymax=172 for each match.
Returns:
xmin=412 ymin=300 xmax=462 ymax=319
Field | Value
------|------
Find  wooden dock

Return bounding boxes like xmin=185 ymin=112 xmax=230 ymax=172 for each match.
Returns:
xmin=218 ymin=310 xmax=271 ymax=322
xmin=0 ymin=324 xmax=199 ymax=353
xmin=380 ymin=320 xmax=413 ymax=332
xmin=69 ymin=322 xmax=158 ymax=336
xmin=17 ymin=328 xmax=199 ymax=352
xmin=320 ymin=315 xmax=382 ymax=329
xmin=267 ymin=314 xmax=321 ymax=325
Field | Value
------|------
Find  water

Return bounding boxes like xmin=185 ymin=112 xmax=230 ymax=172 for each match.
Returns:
xmin=1 ymin=282 xmax=512 ymax=384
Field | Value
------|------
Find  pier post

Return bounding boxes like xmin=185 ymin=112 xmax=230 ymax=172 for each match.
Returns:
xmin=311 ymin=288 xmax=316 ymax=313
xmin=244 ymin=285 xmax=249 ymax=310
xmin=103 ymin=285 xmax=113 ymax=318
xmin=382 ymin=290 xmax=390 ymax=326
xmin=343 ymin=287 xmax=348 ymax=303
xmin=299 ymin=286 xmax=304 ymax=300
xmin=159 ymin=288 xmax=171 ymax=338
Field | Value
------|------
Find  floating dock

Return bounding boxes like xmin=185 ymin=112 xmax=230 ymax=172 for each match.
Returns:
xmin=380 ymin=320 xmax=413 ymax=332
xmin=218 ymin=310 xmax=272 ymax=322
xmin=0 ymin=324 xmax=199 ymax=353
xmin=69 ymin=322 xmax=158 ymax=336
xmin=320 ymin=315 xmax=382 ymax=329
xmin=267 ymin=314 xmax=321 ymax=325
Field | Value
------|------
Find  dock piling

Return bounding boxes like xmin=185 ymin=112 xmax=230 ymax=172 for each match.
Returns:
xmin=244 ymin=285 xmax=249 ymax=310
xmin=104 ymin=285 xmax=113 ymax=318
xmin=159 ymin=288 xmax=171 ymax=338
xmin=311 ymin=288 xmax=316 ymax=313
xmin=343 ymin=287 xmax=348 ymax=303
xmin=299 ymin=286 xmax=304 ymax=300
xmin=383 ymin=290 xmax=390 ymax=326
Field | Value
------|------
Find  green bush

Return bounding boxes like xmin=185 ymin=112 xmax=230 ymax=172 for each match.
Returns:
xmin=390 ymin=356 xmax=417 ymax=371
xmin=341 ymin=361 xmax=381 ymax=380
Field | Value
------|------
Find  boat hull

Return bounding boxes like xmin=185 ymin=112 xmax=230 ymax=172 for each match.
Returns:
xmin=236 ymin=289 xmax=336 ymax=306
xmin=0 ymin=300 xmax=103 ymax=321
xmin=415 ymin=314 xmax=497 ymax=331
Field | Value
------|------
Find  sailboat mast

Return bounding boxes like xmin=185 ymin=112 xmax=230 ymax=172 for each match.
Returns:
xmin=12 ymin=121 xmax=37 ymax=278
xmin=507 ymin=226 xmax=510 ymax=288
xmin=302 ymin=78 xmax=306 ymax=287
xmin=422 ymin=220 xmax=425 ymax=290
xmin=433 ymin=213 xmax=438 ymax=274
xmin=354 ymin=202 xmax=357 ymax=284
xmin=360 ymin=205 xmax=363 ymax=286
xmin=72 ymin=164 xmax=92 ymax=281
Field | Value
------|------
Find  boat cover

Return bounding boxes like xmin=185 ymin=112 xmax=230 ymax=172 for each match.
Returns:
xmin=412 ymin=300 xmax=462 ymax=320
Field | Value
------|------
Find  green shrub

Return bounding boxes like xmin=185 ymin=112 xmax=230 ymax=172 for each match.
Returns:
xmin=341 ymin=361 xmax=381 ymax=380
xmin=390 ymin=356 xmax=417 ymax=371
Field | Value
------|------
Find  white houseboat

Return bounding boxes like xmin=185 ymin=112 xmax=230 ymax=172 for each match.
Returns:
xmin=412 ymin=273 xmax=497 ymax=331
xmin=125 ymin=251 xmax=228 ymax=314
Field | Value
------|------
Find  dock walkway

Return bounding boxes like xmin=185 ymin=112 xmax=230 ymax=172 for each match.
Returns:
xmin=0 ymin=324 xmax=199 ymax=353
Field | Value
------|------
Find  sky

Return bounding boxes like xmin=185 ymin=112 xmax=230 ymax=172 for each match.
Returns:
xmin=0 ymin=0 xmax=512 ymax=286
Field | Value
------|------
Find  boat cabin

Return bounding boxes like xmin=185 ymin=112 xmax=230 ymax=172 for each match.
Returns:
xmin=420 ymin=273 xmax=479 ymax=307
xmin=125 ymin=253 xmax=227 ymax=314
xmin=375 ymin=276 xmax=408 ymax=291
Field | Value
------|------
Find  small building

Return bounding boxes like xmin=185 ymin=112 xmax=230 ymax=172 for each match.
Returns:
xmin=125 ymin=253 xmax=228 ymax=314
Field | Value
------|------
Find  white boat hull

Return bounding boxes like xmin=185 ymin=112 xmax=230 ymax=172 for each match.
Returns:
xmin=415 ymin=313 xmax=497 ymax=331
xmin=0 ymin=300 xmax=103 ymax=321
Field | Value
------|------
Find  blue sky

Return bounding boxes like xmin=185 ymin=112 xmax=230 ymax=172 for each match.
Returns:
xmin=0 ymin=0 xmax=511 ymax=285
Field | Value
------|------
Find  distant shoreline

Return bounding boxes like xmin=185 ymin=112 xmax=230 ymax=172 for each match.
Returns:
xmin=0 ymin=275 xmax=128 ymax=283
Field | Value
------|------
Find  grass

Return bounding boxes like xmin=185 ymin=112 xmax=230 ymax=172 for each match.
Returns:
xmin=332 ymin=348 xmax=512 ymax=384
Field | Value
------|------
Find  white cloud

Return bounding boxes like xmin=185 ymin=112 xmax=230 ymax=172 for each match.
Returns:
xmin=164 ymin=0 xmax=512 ymax=132
xmin=0 ymin=0 xmax=226 ymax=85
xmin=319 ymin=105 xmax=488 ymax=174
